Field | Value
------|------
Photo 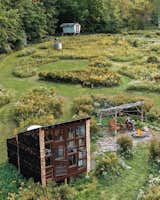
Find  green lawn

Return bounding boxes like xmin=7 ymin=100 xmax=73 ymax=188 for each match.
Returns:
xmin=0 ymin=31 xmax=160 ymax=199
xmin=73 ymin=145 xmax=149 ymax=200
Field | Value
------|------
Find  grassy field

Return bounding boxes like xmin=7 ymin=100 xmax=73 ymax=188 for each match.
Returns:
xmin=0 ymin=30 xmax=160 ymax=199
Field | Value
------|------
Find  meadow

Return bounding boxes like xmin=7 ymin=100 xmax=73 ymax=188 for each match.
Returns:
xmin=1 ymin=30 xmax=160 ymax=199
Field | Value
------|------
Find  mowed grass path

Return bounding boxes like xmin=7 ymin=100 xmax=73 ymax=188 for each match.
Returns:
xmin=74 ymin=145 xmax=149 ymax=200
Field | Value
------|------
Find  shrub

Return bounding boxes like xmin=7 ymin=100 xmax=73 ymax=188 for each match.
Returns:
xmin=17 ymin=48 xmax=36 ymax=57
xmin=147 ymin=56 xmax=159 ymax=64
xmin=149 ymin=138 xmax=160 ymax=167
xmin=11 ymin=180 xmax=77 ymax=200
xmin=72 ymin=95 xmax=94 ymax=115
xmin=14 ymin=87 xmax=64 ymax=125
xmin=0 ymin=86 xmax=11 ymax=107
xmin=95 ymin=153 xmax=121 ymax=179
xmin=126 ymin=81 xmax=160 ymax=93
xmin=39 ymin=67 xmax=121 ymax=88
xmin=117 ymin=135 xmax=133 ymax=159
xmin=90 ymin=117 xmax=100 ymax=135
xmin=143 ymin=185 xmax=160 ymax=200
xmin=12 ymin=66 xmax=37 ymax=78
xmin=119 ymin=65 xmax=160 ymax=82
xmin=89 ymin=57 xmax=112 ymax=68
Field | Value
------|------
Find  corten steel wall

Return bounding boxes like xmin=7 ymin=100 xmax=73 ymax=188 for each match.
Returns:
xmin=18 ymin=129 xmax=41 ymax=182
xmin=7 ymin=137 xmax=18 ymax=168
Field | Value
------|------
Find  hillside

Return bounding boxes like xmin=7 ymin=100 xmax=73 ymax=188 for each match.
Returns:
xmin=1 ymin=30 xmax=160 ymax=199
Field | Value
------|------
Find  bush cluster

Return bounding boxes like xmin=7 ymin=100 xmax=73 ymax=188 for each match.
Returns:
xmin=39 ymin=67 xmax=121 ymax=88
xmin=117 ymin=135 xmax=133 ymax=159
xmin=119 ymin=65 xmax=160 ymax=82
xmin=0 ymin=86 xmax=11 ymax=108
xmin=126 ymin=81 xmax=160 ymax=93
xmin=95 ymin=153 xmax=121 ymax=179
xmin=89 ymin=57 xmax=112 ymax=68
xmin=147 ymin=56 xmax=159 ymax=64
xmin=12 ymin=66 xmax=37 ymax=78
xmin=14 ymin=87 xmax=64 ymax=126
xmin=17 ymin=48 xmax=36 ymax=57
xmin=8 ymin=180 xmax=77 ymax=200
xmin=149 ymin=138 xmax=160 ymax=169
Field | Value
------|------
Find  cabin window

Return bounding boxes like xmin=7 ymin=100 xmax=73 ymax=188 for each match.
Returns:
xmin=78 ymin=147 xmax=86 ymax=159
xmin=78 ymin=138 xmax=85 ymax=147
xmin=45 ymin=143 xmax=51 ymax=156
xmin=54 ymin=146 xmax=65 ymax=160
xmin=68 ymin=140 xmax=77 ymax=153
xmin=68 ymin=127 xmax=75 ymax=139
xmin=46 ymin=157 xmax=52 ymax=166
xmin=78 ymin=159 xmax=86 ymax=168
xmin=45 ymin=129 xmax=52 ymax=141
xmin=76 ymin=125 xmax=85 ymax=137
xmin=54 ymin=129 xmax=64 ymax=141
xmin=69 ymin=154 xmax=77 ymax=167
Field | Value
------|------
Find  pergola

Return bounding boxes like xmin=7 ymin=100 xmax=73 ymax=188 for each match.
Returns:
xmin=98 ymin=101 xmax=145 ymax=135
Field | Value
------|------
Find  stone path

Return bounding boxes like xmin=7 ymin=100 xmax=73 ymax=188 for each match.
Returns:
xmin=96 ymin=129 xmax=153 ymax=155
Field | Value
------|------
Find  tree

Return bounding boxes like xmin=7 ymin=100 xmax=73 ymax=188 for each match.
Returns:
xmin=19 ymin=0 xmax=47 ymax=42
xmin=152 ymin=0 xmax=160 ymax=28
xmin=0 ymin=5 xmax=25 ymax=53
xmin=42 ymin=0 xmax=57 ymax=35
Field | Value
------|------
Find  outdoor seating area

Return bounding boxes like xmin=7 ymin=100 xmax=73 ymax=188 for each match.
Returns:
xmin=98 ymin=101 xmax=150 ymax=138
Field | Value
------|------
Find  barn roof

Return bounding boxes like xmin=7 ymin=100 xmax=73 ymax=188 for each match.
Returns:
xmin=98 ymin=101 xmax=144 ymax=115
xmin=60 ymin=23 xmax=80 ymax=27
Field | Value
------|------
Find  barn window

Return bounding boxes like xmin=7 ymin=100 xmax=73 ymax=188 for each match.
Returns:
xmin=54 ymin=146 xmax=65 ymax=160
xmin=45 ymin=129 xmax=52 ymax=141
xmin=46 ymin=157 xmax=52 ymax=167
xmin=54 ymin=129 xmax=64 ymax=141
xmin=78 ymin=147 xmax=86 ymax=159
xmin=69 ymin=154 xmax=77 ymax=167
xmin=78 ymin=138 xmax=85 ymax=147
xmin=76 ymin=125 xmax=85 ymax=137
xmin=45 ymin=143 xmax=51 ymax=156
xmin=68 ymin=140 xmax=77 ymax=153
xmin=78 ymin=159 xmax=86 ymax=168
xmin=68 ymin=127 xmax=75 ymax=139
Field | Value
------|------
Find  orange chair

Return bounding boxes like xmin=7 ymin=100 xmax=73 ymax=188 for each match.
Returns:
xmin=109 ymin=118 xmax=121 ymax=131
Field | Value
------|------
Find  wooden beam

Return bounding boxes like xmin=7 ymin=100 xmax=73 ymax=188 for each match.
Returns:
xmin=16 ymin=135 xmax=20 ymax=173
xmin=86 ymin=119 xmax=91 ymax=174
xmin=39 ymin=128 xmax=46 ymax=187
xmin=114 ymin=111 xmax=118 ymax=135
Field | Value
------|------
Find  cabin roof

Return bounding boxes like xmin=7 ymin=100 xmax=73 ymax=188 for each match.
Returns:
xmin=60 ymin=23 xmax=80 ymax=27
xmin=16 ymin=117 xmax=91 ymax=136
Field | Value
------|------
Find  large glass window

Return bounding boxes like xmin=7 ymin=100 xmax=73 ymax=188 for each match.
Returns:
xmin=78 ymin=138 xmax=85 ymax=147
xmin=46 ymin=157 xmax=52 ymax=166
xmin=78 ymin=160 xmax=86 ymax=168
xmin=78 ymin=147 xmax=86 ymax=159
xmin=68 ymin=127 xmax=75 ymax=139
xmin=76 ymin=125 xmax=85 ymax=137
xmin=54 ymin=146 xmax=65 ymax=160
xmin=45 ymin=143 xmax=51 ymax=156
xmin=45 ymin=129 xmax=52 ymax=141
xmin=54 ymin=129 xmax=64 ymax=141
xmin=69 ymin=154 xmax=77 ymax=167
xmin=68 ymin=140 xmax=77 ymax=153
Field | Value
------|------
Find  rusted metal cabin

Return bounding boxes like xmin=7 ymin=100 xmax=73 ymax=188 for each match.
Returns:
xmin=7 ymin=117 xmax=91 ymax=186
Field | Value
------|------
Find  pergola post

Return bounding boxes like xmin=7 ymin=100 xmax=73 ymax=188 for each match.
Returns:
xmin=141 ymin=105 xmax=144 ymax=122
xmin=114 ymin=111 xmax=118 ymax=135
xmin=99 ymin=112 xmax=102 ymax=126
